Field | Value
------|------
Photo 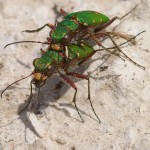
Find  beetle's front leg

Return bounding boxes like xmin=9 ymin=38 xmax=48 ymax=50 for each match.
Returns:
xmin=22 ymin=23 xmax=55 ymax=33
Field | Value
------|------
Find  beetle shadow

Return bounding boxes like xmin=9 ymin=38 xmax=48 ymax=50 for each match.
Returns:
xmin=52 ymin=5 xmax=64 ymax=20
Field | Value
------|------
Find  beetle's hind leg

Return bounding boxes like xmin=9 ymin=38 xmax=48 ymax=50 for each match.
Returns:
xmin=65 ymin=72 xmax=101 ymax=124
xmin=88 ymin=32 xmax=145 ymax=70
xmin=107 ymin=35 xmax=145 ymax=70
xmin=94 ymin=16 xmax=117 ymax=33
xmin=60 ymin=74 xmax=84 ymax=122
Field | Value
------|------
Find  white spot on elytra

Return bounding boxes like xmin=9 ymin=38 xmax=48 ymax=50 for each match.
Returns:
xmin=83 ymin=23 xmax=88 ymax=26
xmin=77 ymin=53 xmax=80 ymax=57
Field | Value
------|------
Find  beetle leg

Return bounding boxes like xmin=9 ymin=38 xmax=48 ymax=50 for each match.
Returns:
xmin=85 ymin=32 xmax=107 ymax=40
xmin=86 ymin=30 xmax=138 ymax=46
xmin=88 ymin=32 xmax=145 ymax=69
xmin=78 ymin=51 xmax=97 ymax=65
xmin=60 ymin=74 xmax=84 ymax=122
xmin=66 ymin=72 xmax=101 ymax=123
xmin=106 ymin=31 xmax=136 ymax=45
xmin=22 ymin=23 xmax=55 ymax=33
xmin=92 ymin=31 xmax=145 ymax=51
xmin=109 ymin=31 xmax=145 ymax=48
xmin=89 ymin=31 xmax=136 ymax=45
xmin=60 ymin=8 xmax=67 ymax=16
xmin=94 ymin=32 xmax=145 ymax=69
xmin=108 ymin=35 xmax=145 ymax=70
xmin=40 ymin=48 xmax=46 ymax=55
xmin=94 ymin=16 xmax=117 ymax=33
xmin=18 ymin=79 xmax=34 ymax=114
xmin=88 ymin=31 xmax=136 ymax=46
xmin=88 ymin=32 xmax=126 ymax=61
xmin=82 ymin=17 xmax=117 ymax=37
xmin=46 ymin=37 xmax=52 ymax=43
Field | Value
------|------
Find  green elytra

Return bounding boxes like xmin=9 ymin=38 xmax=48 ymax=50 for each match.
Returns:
xmin=34 ymin=42 xmax=94 ymax=72
xmin=51 ymin=20 xmax=78 ymax=42
xmin=64 ymin=10 xmax=109 ymax=26
xmin=51 ymin=10 xmax=110 ymax=42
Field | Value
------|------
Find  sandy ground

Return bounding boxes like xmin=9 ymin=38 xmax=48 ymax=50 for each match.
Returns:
xmin=0 ymin=0 xmax=150 ymax=150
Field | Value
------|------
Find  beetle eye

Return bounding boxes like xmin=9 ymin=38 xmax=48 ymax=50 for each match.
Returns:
xmin=33 ymin=72 xmax=47 ymax=81
xmin=34 ymin=72 xmax=42 ymax=81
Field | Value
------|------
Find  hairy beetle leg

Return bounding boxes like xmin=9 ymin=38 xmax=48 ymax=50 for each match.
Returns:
xmin=88 ymin=32 xmax=126 ymax=61
xmin=90 ymin=31 xmax=136 ymax=45
xmin=66 ymin=72 xmax=101 ymax=124
xmin=108 ymin=35 xmax=145 ymax=70
xmin=81 ymin=16 xmax=117 ymax=41
xmin=78 ymin=51 xmax=97 ymax=65
xmin=94 ymin=16 xmax=117 ymax=33
xmin=88 ymin=32 xmax=145 ymax=70
xmin=60 ymin=74 xmax=84 ymax=123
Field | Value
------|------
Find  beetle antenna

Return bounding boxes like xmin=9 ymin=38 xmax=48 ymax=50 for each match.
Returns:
xmin=1 ymin=73 xmax=33 ymax=98
xmin=4 ymin=41 xmax=50 ymax=49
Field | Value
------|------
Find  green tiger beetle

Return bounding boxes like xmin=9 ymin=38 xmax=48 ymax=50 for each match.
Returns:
xmin=2 ymin=42 xmax=104 ymax=123
xmin=2 ymin=8 xmax=145 ymax=123
xmin=1 ymin=30 xmax=145 ymax=123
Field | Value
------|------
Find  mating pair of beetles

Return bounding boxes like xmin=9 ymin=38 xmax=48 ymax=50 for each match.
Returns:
xmin=2 ymin=9 xmax=145 ymax=123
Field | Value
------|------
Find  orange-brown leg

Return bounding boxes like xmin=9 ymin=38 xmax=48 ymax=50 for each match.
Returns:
xmin=22 ymin=23 xmax=55 ymax=33
xmin=66 ymin=72 xmax=101 ymax=123
xmin=60 ymin=74 xmax=84 ymax=122
xmin=60 ymin=8 xmax=67 ymax=16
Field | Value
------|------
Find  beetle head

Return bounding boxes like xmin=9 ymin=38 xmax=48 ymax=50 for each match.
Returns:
xmin=32 ymin=71 xmax=47 ymax=88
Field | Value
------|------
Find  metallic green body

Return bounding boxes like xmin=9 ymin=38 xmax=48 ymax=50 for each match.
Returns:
xmin=34 ymin=43 xmax=94 ymax=72
xmin=51 ymin=19 xmax=78 ymax=42
xmin=51 ymin=25 xmax=68 ymax=42
xmin=51 ymin=10 xmax=110 ymax=42
xmin=34 ymin=51 xmax=62 ymax=72
xmin=64 ymin=10 xmax=110 ymax=26
xmin=68 ymin=43 xmax=93 ymax=59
